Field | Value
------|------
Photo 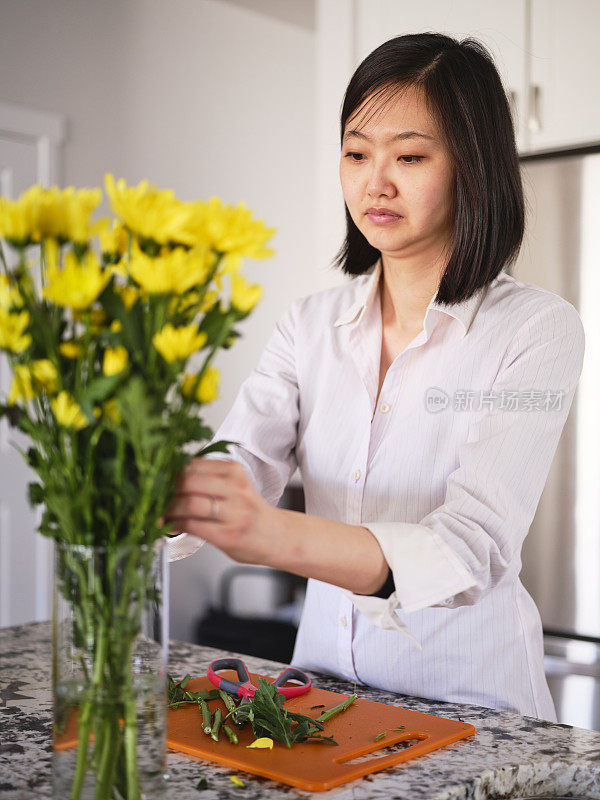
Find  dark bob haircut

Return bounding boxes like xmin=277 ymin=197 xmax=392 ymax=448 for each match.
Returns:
xmin=332 ymin=32 xmax=524 ymax=306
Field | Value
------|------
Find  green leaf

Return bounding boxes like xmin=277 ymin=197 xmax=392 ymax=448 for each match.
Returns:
xmin=222 ymin=329 xmax=241 ymax=349
xmin=183 ymin=418 xmax=213 ymax=443
xmin=0 ymin=403 xmax=24 ymax=427
xmin=25 ymin=447 xmax=42 ymax=470
xmin=194 ymin=439 xmax=241 ymax=458
xmin=198 ymin=303 xmax=230 ymax=343
xmin=28 ymin=482 xmax=45 ymax=506
xmin=167 ymin=673 xmax=220 ymax=709
xmin=78 ymin=373 xmax=123 ymax=419
xmin=116 ymin=376 xmax=164 ymax=464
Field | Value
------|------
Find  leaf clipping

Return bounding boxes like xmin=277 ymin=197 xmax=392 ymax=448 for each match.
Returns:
xmin=249 ymin=678 xmax=337 ymax=747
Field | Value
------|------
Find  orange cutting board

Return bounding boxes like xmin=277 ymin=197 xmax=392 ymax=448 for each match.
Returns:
xmin=167 ymin=671 xmax=475 ymax=792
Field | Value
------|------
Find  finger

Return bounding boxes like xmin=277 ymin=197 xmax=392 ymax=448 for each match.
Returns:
xmin=167 ymin=518 xmax=225 ymax=545
xmin=183 ymin=459 xmax=248 ymax=485
xmin=167 ymin=496 xmax=226 ymax=522
xmin=185 ymin=458 xmax=236 ymax=477
xmin=176 ymin=473 xmax=233 ymax=497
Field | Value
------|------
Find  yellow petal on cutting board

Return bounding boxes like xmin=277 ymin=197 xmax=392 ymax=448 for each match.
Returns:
xmin=229 ymin=775 xmax=246 ymax=787
xmin=246 ymin=737 xmax=273 ymax=749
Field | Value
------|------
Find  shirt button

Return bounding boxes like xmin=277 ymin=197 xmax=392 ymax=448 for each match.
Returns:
xmin=380 ymin=402 xmax=390 ymax=413
xmin=340 ymin=616 xmax=348 ymax=627
xmin=353 ymin=469 xmax=361 ymax=481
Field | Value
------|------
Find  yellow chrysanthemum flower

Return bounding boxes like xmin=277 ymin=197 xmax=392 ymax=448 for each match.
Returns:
xmin=0 ymin=186 xmax=42 ymax=247
xmin=110 ymin=319 xmax=122 ymax=333
xmin=98 ymin=218 xmax=129 ymax=256
xmin=152 ymin=323 xmax=207 ymax=363
xmin=0 ymin=275 xmax=23 ymax=310
xmin=63 ymin=188 xmax=103 ymax=243
xmin=72 ymin=307 xmax=107 ymax=329
xmin=33 ymin=185 xmax=103 ymax=244
xmin=230 ymin=273 xmax=263 ymax=314
xmin=185 ymin=197 xmax=276 ymax=266
xmin=8 ymin=365 xmax=34 ymax=405
xmin=59 ymin=341 xmax=81 ymax=359
xmin=127 ymin=240 xmax=215 ymax=295
xmin=31 ymin=359 xmax=58 ymax=394
xmin=0 ymin=309 xmax=31 ymax=353
xmin=181 ymin=367 xmax=220 ymax=404
xmin=104 ymin=173 xmax=195 ymax=246
xmin=103 ymin=346 xmax=128 ymax=376
xmin=169 ymin=288 xmax=219 ymax=318
xmin=109 ymin=260 xmax=129 ymax=279
xmin=200 ymin=289 xmax=219 ymax=313
xmin=51 ymin=391 xmax=89 ymax=430
xmin=115 ymin=284 xmax=139 ymax=310
xmin=43 ymin=249 xmax=110 ymax=310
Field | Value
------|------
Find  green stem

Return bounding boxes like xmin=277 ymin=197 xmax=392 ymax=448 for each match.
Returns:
xmin=70 ymin=620 xmax=109 ymax=800
xmin=184 ymin=310 xmax=235 ymax=405
xmin=199 ymin=699 xmax=212 ymax=734
xmin=0 ymin=240 xmax=8 ymax=273
xmin=70 ymin=697 xmax=93 ymax=800
xmin=92 ymin=713 xmax=120 ymax=799
xmin=124 ymin=637 xmax=140 ymax=800
xmin=40 ymin=239 xmax=46 ymax=285
xmin=196 ymin=250 xmax=223 ymax=311
xmin=316 ymin=693 xmax=357 ymax=723
xmin=113 ymin=434 xmax=125 ymax=542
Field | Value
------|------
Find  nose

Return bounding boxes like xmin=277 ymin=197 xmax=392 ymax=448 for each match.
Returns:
xmin=365 ymin=158 xmax=398 ymax=198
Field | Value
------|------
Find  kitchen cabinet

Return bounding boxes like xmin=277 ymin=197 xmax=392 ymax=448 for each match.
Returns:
xmin=355 ymin=0 xmax=529 ymax=152
xmin=2 ymin=621 xmax=600 ymax=798
xmin=351 ymin=0 xmax=600 ymax=155
xmin=529 ymin=0 xmax=600 ymax=152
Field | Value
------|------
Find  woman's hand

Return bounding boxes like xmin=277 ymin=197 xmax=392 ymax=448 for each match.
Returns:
xmin=164 ymin=457 xmax=278 ymax=565
xmin=165 ymin=457 xmax=390 ymax=595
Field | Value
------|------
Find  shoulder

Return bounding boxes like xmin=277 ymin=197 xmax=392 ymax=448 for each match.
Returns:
xmin=477 ymin=272 xmax=585 ymax=365
xmin=481 ymin=271 xmax=584 ymax=345
xmin=286 ymin=273 xmax=369 ymax=325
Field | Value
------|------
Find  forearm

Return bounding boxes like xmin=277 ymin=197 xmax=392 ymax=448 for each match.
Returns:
xmin=261 ymin=506 xmax=390 ymax=595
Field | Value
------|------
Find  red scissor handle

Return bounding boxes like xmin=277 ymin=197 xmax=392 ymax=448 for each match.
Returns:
xmin=207 ymin=658 xmax=311 ymax=699
xmin=272 ymin=667 xmax=312 ymax=698
xmin=207 ymin=658 xmax=256 ymax=698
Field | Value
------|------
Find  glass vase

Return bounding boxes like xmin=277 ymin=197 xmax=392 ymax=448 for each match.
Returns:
xmin=52 ymin=539 xmax=168 ymax=800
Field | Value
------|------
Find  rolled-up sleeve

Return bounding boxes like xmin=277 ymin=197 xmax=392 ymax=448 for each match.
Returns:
xmin=344 ymin=300 xmax=585 ymax=624
xmin=168 ymin=302 xmax=300 ymax=562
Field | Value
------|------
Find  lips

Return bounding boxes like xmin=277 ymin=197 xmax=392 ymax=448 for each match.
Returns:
xmin=365 ymin=207 xmax=402 ymax=217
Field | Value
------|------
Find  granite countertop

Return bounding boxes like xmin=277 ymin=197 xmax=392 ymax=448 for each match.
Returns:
xmin=1 ymin=621 xmax=599 ymax=800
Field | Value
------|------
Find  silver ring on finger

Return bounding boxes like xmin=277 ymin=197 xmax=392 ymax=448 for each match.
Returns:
xmin=208 ymin=495 xmax=220 ymax=522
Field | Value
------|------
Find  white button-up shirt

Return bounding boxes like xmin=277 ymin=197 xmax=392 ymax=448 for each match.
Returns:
xmin=171 ymin=257 xmax=585 ymax=720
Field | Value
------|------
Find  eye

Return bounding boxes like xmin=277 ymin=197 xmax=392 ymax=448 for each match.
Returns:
xmin=343 ymin=152 xmax=424 ymax=164
xmin=399 ymin=155 xmax=424 ymax=164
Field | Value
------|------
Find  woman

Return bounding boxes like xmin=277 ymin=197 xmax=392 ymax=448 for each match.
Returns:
xmin=166 ymin=33 xmax=585 ymax=720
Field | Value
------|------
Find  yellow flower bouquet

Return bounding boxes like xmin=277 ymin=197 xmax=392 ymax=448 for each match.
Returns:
xmin=0 ymin=175 xmax=274 ymax=799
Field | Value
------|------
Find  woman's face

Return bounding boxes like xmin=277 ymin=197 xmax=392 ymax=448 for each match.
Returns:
xmin=339 ymin=84 xmax=455 ymax=270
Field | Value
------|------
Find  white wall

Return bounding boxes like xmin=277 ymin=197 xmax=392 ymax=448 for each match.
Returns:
xmin=0 ymin=0 xmax=319 ymax=641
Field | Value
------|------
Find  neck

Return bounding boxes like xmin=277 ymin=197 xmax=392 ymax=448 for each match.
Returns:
xmin=379 ymin=255 xmax=445 ymax=332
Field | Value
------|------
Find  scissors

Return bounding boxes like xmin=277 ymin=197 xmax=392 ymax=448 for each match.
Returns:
xmin=207 ymin=657 xmax=312 ymax=727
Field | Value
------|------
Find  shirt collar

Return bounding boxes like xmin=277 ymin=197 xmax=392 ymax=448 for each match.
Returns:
xmin=333 ymin=257 xmax=487 ymax=338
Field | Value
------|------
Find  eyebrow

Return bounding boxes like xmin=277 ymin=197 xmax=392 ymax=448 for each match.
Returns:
xmin=343 ymin=129 xmax=436 ymax=143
